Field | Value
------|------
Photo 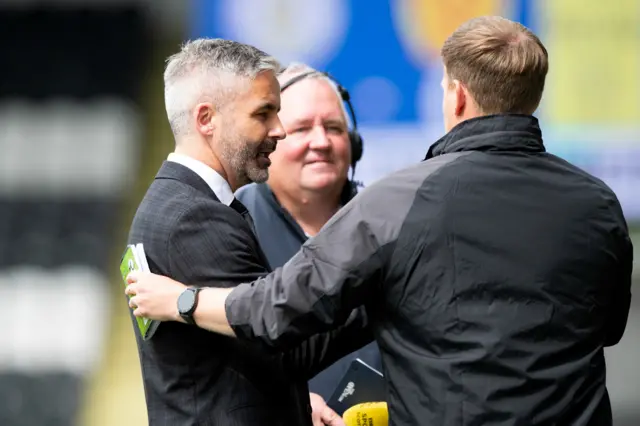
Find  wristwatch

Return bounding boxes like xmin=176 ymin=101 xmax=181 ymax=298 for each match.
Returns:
xmin=177 ymin=286 xmax=202 ymax=325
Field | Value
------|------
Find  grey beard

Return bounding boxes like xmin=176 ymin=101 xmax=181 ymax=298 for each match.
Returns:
xmin=219 ymin=138 xmax=268 ymax=186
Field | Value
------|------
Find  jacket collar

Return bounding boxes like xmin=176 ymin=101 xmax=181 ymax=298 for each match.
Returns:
xmin=425 ymin=114 xmax=545 ymax=160
xmin=255 ymin=183 xmax=308 ymax=240
xmin=166 ymin=153 xmax=234 ymax=205
xmin=155 ymin=160 xmax=221 ymax=203
xmin=255 ymin=179 xmax=355 ymax=240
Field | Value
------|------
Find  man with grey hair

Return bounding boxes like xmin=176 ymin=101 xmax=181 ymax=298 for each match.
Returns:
xmin=162 ymin=38 xmax=282 ymax=189
xmin=236 ymin=62 xmax=381 ymax=421
xmin=125 ymin=39 xmax=369 ymax=426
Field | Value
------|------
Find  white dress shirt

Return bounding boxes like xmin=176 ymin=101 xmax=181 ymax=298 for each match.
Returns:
xmin=167 ymin=153 xmax=234 ymax=206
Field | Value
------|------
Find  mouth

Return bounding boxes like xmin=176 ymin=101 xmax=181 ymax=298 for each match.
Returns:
xmin=257 ymin=141 xmax=276 ymax=158
xmin=256 ymin=146 xmax=273 ymax=168
xmin=305 ymin=159 xmax=332 ymax=166
xmin=257 ymin=151 xmax=272 ymax=160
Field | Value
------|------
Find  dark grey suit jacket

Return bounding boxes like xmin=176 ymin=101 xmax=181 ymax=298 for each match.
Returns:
xmin=127 ymin=161 xmax=372 ymax=426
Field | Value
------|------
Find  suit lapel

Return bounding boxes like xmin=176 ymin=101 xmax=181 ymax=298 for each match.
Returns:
xmin=155 ymin=160 xmax=273 ymax=269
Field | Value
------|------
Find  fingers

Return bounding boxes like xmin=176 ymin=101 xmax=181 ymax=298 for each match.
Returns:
xmin=125 ymin=281 xmax=142 ymax=317
xmin=126 ymin=270 xmax=140 ymax=284
xmin=322 ymin=407 xmax=345 ymax=426
xmin=126 ymin=286 xmax=144 ymax=318
xmin=309 ymin=393 xmax=344 ymax=426
xmin=128 ymin=296 xmax=146 ymax=318
xmin=125 ymin=283 xmax=137 ymax=296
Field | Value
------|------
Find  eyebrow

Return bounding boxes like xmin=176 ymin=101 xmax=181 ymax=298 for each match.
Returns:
xmin=289 ymin=117 xmax=346 ymax=127
xmin=254 ymin=102 xmax=280 ymax=114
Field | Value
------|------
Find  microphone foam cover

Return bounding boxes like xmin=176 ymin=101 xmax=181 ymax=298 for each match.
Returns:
xmin=343 ymin=402 xmax=388 ymax=426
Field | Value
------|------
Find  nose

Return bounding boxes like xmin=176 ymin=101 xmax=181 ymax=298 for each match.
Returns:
xmin=308 ymin=125 xmax=331 ymax=150
xmin=269 ymin=115 xmax=286 ymax=141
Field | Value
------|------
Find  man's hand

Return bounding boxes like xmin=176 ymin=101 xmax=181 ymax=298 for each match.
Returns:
xmin=125 ymin=271 xmax=186 ymax=321
xmin=309 ymin=393 xmax=345 ymax=426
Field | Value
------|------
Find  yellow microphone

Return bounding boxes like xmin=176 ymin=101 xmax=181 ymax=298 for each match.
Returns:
xmin=343 ymin=402 xmax=388 ymax=426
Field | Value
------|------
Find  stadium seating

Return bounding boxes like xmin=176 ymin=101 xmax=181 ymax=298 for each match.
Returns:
xmin=0 ymin=4 xmax=147 ymax=425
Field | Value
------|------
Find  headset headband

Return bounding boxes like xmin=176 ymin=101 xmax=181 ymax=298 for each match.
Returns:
xmin=279 ymin=70 xmax=358 ymax=130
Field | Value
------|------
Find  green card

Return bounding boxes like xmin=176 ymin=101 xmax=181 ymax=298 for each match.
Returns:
xmin=120 ymin=243 xmax=159 ymax=340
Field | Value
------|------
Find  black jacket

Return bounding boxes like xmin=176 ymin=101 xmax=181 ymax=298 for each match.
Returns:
xmin=225 ymin=115 xmax=634 ymax=425
xmin=126 ymin=161 xmax=373 ymax=426
xmin=236 ymin=182 xmax=382 ymax=400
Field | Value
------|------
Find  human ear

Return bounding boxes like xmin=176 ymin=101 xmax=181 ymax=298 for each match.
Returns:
xmin=453 ymin=80 xmax=466 ymax=117
xmin=194 ymin=102 xmax=216 ymax=136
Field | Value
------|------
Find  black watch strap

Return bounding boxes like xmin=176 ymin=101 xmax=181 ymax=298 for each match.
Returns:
xmin=182 ymin=310 xmax=196 ymax=325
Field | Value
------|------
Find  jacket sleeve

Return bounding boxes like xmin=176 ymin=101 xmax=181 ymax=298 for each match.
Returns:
xmin=225 ymin=195 xmax=395 ymax=352
xmin=169 ymin=200 xmax=377 ymax=374
xmin=603 ymin=227 xmax=633 ymax=347
xmin=280 ymin=306 xmax=375 ymax=379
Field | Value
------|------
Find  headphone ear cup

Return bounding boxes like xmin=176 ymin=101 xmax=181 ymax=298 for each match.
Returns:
xmin=349 ymin=131 xmax=363 ymax=166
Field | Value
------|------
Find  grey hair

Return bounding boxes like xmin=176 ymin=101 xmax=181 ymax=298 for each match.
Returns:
xmin=164 ymin=38 xmax=280 ymax=137
xmin=277 ymin=62 xmax=349 ymax=125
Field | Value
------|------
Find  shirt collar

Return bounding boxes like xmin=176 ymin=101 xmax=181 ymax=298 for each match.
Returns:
xmin=167 ymin=153 xmax=234 ymax=206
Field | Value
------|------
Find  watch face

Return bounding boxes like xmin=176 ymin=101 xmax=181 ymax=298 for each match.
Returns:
xmin=177 ymin=288 xmax=196 ymax=315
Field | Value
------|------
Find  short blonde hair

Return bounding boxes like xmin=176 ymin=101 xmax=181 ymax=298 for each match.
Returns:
xmin=441 ymin=16 xmax=548 ymax=115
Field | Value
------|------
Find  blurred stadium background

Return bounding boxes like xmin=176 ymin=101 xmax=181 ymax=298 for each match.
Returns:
xmin=0 ymin=0 xmax=637 ymax=425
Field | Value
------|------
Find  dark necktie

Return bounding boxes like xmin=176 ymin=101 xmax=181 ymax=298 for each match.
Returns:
xmin=230 ymin=198 xmax=256 ymax=235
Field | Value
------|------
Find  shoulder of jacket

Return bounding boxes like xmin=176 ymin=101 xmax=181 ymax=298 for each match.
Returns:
xmin=235 ymin=183 xmax=275 ymax=213
xmin=363 ymin=153 xmax=468 ymax=194
xmin=234 ymin=182 xmax=259 ymax=203
xmin=144 ymin=181 xmax=236 ymax=222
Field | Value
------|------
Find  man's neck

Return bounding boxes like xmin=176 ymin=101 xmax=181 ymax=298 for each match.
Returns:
xmin=273 ymin=185 xmax=342 ymax=236
xmin=174 ymin=141 xmax=229 ymax=184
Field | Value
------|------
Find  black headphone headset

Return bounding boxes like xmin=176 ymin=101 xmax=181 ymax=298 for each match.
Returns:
xmin=279 ymin=70 xmax=364 ymax=177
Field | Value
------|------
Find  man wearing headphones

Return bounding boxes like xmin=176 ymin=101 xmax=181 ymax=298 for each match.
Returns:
xmin=235 ymin=63 xmax=381 ymax=424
